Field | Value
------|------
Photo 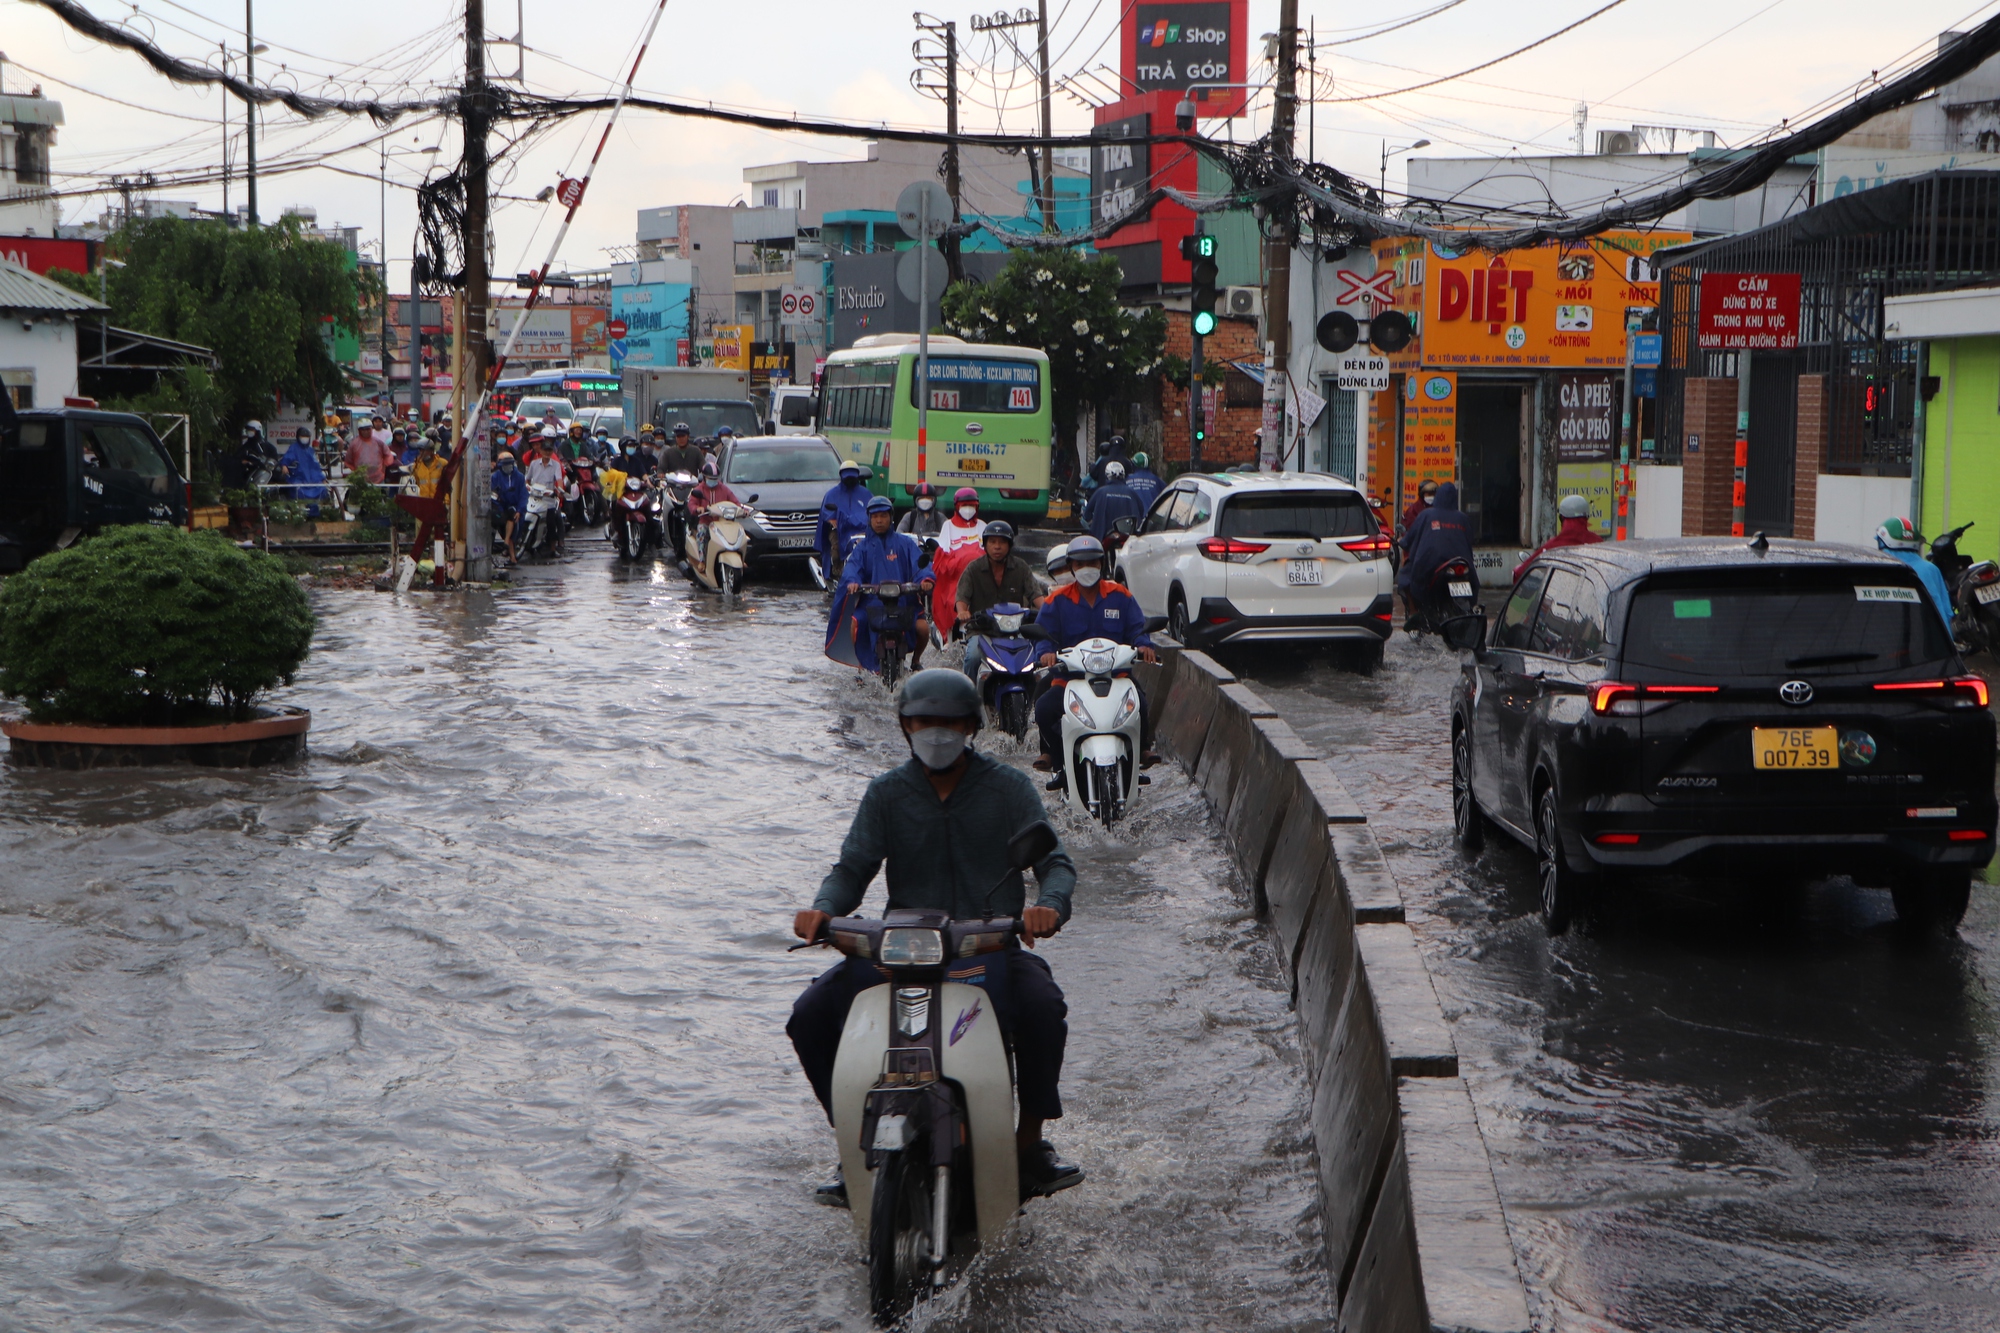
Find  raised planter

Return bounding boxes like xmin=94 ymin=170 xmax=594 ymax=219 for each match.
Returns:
xmin=2 ymin=707 xmax=310 ymax=769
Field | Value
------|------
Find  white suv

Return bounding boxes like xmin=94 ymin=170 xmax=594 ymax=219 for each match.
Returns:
xmin=1112 ymin=472 xmax=1396 ymax=661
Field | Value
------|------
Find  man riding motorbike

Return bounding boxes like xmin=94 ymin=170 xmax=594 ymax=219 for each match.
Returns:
xmin=1031 ymin=534 xmax=1157 ymax=789
xmin=816 ymin=460 xmax=874 ymax=576
xmin=490 ymin=450 xmax=527 ymax=564
xmin=788 ymin=668 xmax=1083 ymax=1207
xmin=1399 ymin=481 xmax=1477 ymax=623
xmin=1124 ymin=451 xmax=1163 ymax=512
xmin=1089 ymin=433 xmax=1131 ymax=486
xmin=1513 ymin=494 xmax=1602 ymax=582
xmin=273 ymin=426 xmax=327 ymax=517
xmin=1877 ymin=515 xmax=1955 ymax=627
xmin=659 ymin=422 xmax=705 ymax=477
xmin=956 ymin=522 xmax=1042 ymax=684
xmin=1084 ymin=460 xmax=1144 ymax=545
xmin=835 ymin=496 xmax=935 ymax=670
xmin=896 ymin=481 xmax=945 ymax=538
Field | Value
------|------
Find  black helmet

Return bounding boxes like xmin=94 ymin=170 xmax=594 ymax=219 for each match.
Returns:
xmin=912 ymin=481 xmax=938 ymax=499
xmin=982 ymin=520 xmax=1016 ymax=545
xmin=673 ymin=421 xmax=692 ymax=435
xmin=897 ymin=668 xmax=982 ymax=732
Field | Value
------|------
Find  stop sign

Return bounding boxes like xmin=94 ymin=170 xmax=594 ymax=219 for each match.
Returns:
xmin=607 ymin=318 xmax=629 ymax=340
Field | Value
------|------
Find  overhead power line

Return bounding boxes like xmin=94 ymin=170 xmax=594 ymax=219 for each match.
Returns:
xmin=1324 ymin=0 xmax=1634 ymax=102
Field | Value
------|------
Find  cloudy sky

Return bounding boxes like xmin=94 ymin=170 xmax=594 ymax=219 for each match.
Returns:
xmin=5 ymin=0 xmax=1994 ymax=287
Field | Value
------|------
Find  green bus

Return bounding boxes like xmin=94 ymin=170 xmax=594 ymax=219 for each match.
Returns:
xmin=820 ymin=335 xmax=1051 ymax=521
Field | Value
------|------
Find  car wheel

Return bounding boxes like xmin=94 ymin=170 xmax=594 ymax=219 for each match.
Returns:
xmin=1168 ymin=591 xmax=1191 ymax=645
xmin=1891 ymin=869 xmax=1971 ymax=933
xmin=1535 ymin=782 xmax=1593 ymax=936
xmin=1452 ymin=726 xmax=1484 ymax=851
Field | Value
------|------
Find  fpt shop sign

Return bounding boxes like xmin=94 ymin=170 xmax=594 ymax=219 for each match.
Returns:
xmin=1124 ymin=1 xmax=1244 ymax=99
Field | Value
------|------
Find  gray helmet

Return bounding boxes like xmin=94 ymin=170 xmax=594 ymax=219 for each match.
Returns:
xmin=1065 ymin=534 xmax=1106 ymax=562
xmin=1103 ymin=461 xmax=1126 ymax=481
xmin=982 ymin=520 xmax=1016 ymax=545
xmin=897 ymin=668 xmax=982 ymax=731
xmin=1558 ymin=494 xmax=1591 ymax=519
xmin=1044 ymin=542 xmax=1071 ymax=574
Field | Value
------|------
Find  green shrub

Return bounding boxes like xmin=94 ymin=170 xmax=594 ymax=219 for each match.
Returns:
xmin=0 ymin=526 xmax=315 ymax=723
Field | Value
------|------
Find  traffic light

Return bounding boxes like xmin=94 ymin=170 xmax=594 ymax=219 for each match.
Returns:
xmin=1183 ymin=233 xmax=1220 ymax=338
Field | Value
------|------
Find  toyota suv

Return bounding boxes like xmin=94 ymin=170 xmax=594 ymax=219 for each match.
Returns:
xmin=1446 ymin=538 xmax=1996 ymax=935
xmin=1113 ymin=472 xmax=1395 ymax=664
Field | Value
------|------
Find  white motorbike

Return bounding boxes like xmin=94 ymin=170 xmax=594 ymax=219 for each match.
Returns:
xmin=794 ymin=822 xmax=1062 ymax=1326
xmin=519 ymin=482 xmax=565 ymax=561
xmin=684 ymin=498 xmax=750 ymax=597
xmin=1054 ymin=629 xmax=1162 ymax=829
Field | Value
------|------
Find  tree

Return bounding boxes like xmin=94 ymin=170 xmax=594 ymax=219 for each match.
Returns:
xmin=940 ymin=248 xmax=1165 ymax=443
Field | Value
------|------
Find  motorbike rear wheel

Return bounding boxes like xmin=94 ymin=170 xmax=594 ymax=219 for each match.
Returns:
xmin=868 ymin=1148 xmax=932 ymax=1325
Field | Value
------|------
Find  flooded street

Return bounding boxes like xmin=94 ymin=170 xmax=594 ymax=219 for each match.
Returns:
xmin=0 ymin=553 xmax=1328 ymax=1332
xmin=1232 ymin=634 xmax=2000 ymax=1333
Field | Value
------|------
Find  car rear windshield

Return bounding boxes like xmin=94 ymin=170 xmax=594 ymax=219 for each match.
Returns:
xmin=727 ymin=445 xmax=840 ymax=484
xmin=1622 ymin=568 xmax=1952 ymax=678
xmin=657 ymin=402 xmax=762 ymax=439
xmin=1216 ymin=491 xmax=1374 ymax=540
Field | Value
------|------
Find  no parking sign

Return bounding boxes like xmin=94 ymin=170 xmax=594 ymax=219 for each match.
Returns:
xmin=780 ymin=285 xmax=820 ymax=327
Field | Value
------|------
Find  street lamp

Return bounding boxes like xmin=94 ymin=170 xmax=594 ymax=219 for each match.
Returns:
xmin=1380 ymin=139 xmax=1430 ymax=199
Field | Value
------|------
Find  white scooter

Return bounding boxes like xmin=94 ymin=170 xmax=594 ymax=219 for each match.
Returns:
xmin=683 ymin=499 xmax=750 ymax=597
xmin=1054 ymin=628 xmax=1162 ymax=829
xmin=795 ymin=822 xmax=1061 ymax=1326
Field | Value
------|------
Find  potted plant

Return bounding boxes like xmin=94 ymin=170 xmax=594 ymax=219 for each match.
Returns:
xmin=0 ymin=527 xmax=316 ymax=767
xmin=223 ymin=486 xmax=262 ymax=536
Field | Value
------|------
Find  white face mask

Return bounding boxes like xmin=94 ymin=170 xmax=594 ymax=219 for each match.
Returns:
xmin=916 ymin=497 xmax=934 ymax=511
xmin=1074 ymin=565 xmax=1102 ymax=588
xmin=909 ymin=726 xmax=969 ymax=772
xmin=958 ymin=505 xmax=978 ymax=522
xmin=1423 ymin=495 xmax=1436 ymax=506
xmin=1052 ymin=571 xmax=1075 ymax=586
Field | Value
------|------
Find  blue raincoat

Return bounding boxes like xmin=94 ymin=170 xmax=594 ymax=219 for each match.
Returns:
xmin=1085 ymin=480 xmax=1145 ymax=544
xmin=275 ymin=440 xmax=327 ymax=507
xmin=825 ymin=528 xmax=931 ymax=672
xmin=1124 ymin=466 xmax=1163 ymax=512
xmin=816 ymin=476 xmax=874 ymax=567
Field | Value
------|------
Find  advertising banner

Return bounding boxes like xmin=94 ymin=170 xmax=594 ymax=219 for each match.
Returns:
xmin=570 ymin=307 xmax=609 ymax=360
xmin=1401 ymin=370 xmax=1457 ymax=508
xmin=490 ymin=307 xmax=571 ymax=359
xmin=1122 ymin=0 xmax=1245 ymax=107
xmin=1090 ymin=114 xmax=1152 ymax=226
xmin=1556 ymin=371 xmax=1619 ymax=535
xmin=0 ymin=235 xmax=93 ymax=277
xmin=712 ymin=324 xmax=753 ymax=371
xmin=611 ymin=281 xmax=690 ymax=368
xmin=751 ymin=340 xmax=798 ymax=384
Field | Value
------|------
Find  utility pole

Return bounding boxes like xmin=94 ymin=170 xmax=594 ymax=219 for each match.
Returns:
xmin=244 ymin=0 xmax=258 ymax=227
xmin=944 ymin=20 xmax=964 ymax=283
xmin=462 ymin=0 xmax=493 ymax=580
xmin=409 ymin=255 xmax=423 ymax=423
xmin=1261 ymin=0 xmax=1299 ymax=469
xmin=1037 ymin=0 xmax=1054 ymax=231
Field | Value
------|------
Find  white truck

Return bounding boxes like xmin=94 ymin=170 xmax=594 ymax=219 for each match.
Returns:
xmin=622 ymin=366 xmax=762 ymax=439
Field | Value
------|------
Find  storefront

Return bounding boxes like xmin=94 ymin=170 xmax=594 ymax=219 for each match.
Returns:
xmin=1888 ymin=285 xmax=2000 ymax=562
xmin=1371 ymin=230 xmax=1688 ymax=550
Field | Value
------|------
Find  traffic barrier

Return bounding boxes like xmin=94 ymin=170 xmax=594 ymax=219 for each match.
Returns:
xmin=1150 ymin=643 xmax=1530 ymax=1333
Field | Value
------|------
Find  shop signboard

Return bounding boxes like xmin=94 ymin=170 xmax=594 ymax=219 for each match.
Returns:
xmin=490 ymin=306 xmax=571 ymax=360
xmin=711 ymin=324 xmax=754 ymax=371
xmin=1090 ymin=114 xmax=1152 ymax=225
xmin=570 ymin=307 xmax=609 ymax=360
xmin=1122 ymin=0 xmax=1246 ymax=107
xmin=1555 ymin=371 xmax=1618 ymax=535
xmin=0 ymin=235 xmax=94 ymax=277
xmin=751 ymin=340 xmax=797 ymax=384
xmin=1697 ymin=271 xmax=1801 ymax=350
xmin=610 ymin=281 xmax=690 ymax=368
xmin=1401 ymin=370 xmax=1457 ymax=508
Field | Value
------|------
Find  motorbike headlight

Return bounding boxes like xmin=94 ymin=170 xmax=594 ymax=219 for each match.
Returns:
xmin=994 ymin=613 xmax=1023 ymax=633
xmin=878 ymin=928 xmax=945 ymax=966
xmin=1066 ymin=693 xmax=1094 ymax=726
xmin=1084 ymin=649 xmax=1117 ymax=676
xmin=987 ymin=658 xmax=1010 ymax=673
xmin=1115 ymin=692 xmax=1138 ymax=725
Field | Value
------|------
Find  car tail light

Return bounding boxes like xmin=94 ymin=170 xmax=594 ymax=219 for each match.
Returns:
xmin=1337 ymin=534 xmax=1394 ymax=555
xmin=1873 ymin=677 xmax=1990 ymax=707
xmin=1197 ymin=536 xmax=1271 ymax=563
xmin=1595 ymin=833 xmax=1641 ymax=845
xmin=1590 ymin=682 xmax=1720 ymax=716
xmin=1000 ymin=488 xmax=1039 ymax=499
xmin=1949 ymin=829 xmax=1989 ymax=842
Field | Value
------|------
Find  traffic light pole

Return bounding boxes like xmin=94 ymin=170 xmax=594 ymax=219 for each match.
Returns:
xmin=1189 ymin=327 xmax=1205 ymax=473
xmin=1184 ymin=231 xmax=1217 ymax=472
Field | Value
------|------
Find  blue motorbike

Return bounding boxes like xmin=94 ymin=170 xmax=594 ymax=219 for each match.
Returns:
xmin=970 ymin=601 xmax=1045 ymax=741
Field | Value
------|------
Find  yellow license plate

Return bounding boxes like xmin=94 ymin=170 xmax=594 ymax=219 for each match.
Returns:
xmin=959 ymin=458 xmax=989 ymax=471
xmin=1751 ymin=726 xmax=1838 ymax=770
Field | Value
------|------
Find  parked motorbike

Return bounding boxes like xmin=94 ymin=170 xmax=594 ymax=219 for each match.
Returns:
xmin=1927 ymin=521 xmax=2000 ymax=652
xmin=1406 ymin=557 xmax=1479 ymax=635
xmin=568 ymin=456 xmax=604 ymax=528
xmin=1052 ymin=624 xmax=1165 ymax=829
xmin=609 ymin=476 xmax=665 ymax=561
xmin=861 ymin=581 xmax=927 ymax=691
xmin=970 ymin=603 xmax=1043 ymax=742
xmin=685 ymin=499 xmax=750 ymax=597
xmin=518 ymin=483 xmax=566 ymax=561
xmin=792 ymin=821 xmax=1063 ymax=1326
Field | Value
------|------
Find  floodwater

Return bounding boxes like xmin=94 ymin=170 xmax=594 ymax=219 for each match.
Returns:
xmin=0 ymin=552 xmax=1330 ymax=1332
xmin=1232 ymin=633 xmax=2000 ymax=1333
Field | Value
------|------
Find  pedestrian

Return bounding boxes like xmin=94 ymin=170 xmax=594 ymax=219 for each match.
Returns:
xmin=345 ymin=418 xmax=395 ymax=484
xmin=411 ymin=436 xmax=447 ymax=499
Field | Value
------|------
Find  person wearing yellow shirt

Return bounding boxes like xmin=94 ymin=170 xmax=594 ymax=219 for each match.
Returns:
xmin=410 ymin=437 xmax=447 ymax=498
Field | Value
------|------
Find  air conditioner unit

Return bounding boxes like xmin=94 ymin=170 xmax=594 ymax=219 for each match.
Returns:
xmin=1595 ymin=129 xmax=1642 ymax=155
xmin=1224 ymin=286 xmax=1262 ymax=318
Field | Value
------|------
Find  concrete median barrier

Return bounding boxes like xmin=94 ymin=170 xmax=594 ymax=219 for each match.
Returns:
xmin=1151 ymin=644 xmax=1528 ymax=1333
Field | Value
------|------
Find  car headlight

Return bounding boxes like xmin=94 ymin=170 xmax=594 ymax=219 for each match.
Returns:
xmin=1084 ymin=649 xmax=1117 ymax=676
xmin=1066 ymin=693 xmax=1094 ymax=726
xmin=1115 ymin=692 xmax=1138 ymax=725
xmin=879 ymin=928 xmax=945 ymax=966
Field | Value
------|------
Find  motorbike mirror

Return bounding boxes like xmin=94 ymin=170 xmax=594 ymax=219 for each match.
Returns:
xmin=1143 ymin=615 xmax=1169 ymax=634
xmin=1111 ymin=515 xmax=1139 ymax=536
xmin=1438 ymin=610 xmax=1488 ymax=655
xmin=1021 ymin=623 xmax=1052 ymax=643
xmin=1007 ymin=820 xmax=1059 ymax=872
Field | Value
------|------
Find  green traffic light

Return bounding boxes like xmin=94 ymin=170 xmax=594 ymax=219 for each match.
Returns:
xmin=1192 ymin=310 xmax=1218 ymax=337
xmin=1194 ymin=234 xmax=1216 ymax=258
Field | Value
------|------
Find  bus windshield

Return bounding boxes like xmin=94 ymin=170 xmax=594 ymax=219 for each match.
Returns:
xmin=910 ymin=357 xmax=1041 ymax=413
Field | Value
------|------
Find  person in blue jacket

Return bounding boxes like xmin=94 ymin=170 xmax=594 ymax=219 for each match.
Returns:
xmin=815 ymin=460 xmax=874 ymax=579
xmin=1876 ymin=516 xmax=1954 ymax=627
xmin=1031 ymin=534 xmax=1158 ymax=788
xmin=1084 ymin=460 xmax=1145 ymax=544
xmin=491 ymin=450 xmax=528 ymax=564
xmin=826 ymin=495 xmax=935 ymax=672
xmin=1124 ymin=450 xmax=1163 ymax=513
xmin=274 ymin=426 xmax=328 ymax=517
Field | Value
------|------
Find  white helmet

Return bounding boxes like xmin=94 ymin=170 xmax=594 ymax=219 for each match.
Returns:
xmin=1044 ymin=542 xmax=1071 ymax=575
xmin=1103 ymin=460 xmax=1126 ymax=482
xmin=1559 ymin=494 xmax=1591 ymax=519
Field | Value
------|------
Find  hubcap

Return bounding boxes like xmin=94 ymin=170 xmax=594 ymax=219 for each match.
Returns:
xmin=1452 ymin=736 xmax=1471 ymax=831
xmin=1537 ymin=796 xmax=1559 ymax=916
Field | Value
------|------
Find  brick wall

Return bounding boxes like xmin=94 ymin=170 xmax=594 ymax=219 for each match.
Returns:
xmin=1159 ymin=311 xmax=1265 ymax=470
xmin=1681 ymin=377 xmax=1741 ymax=536
xmin=1794 ymin=373 xmax=1828 ymax=540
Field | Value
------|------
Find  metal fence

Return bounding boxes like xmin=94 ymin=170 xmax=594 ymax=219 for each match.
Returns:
xmin=1657 ymin=170 xmax=2000 ymax=477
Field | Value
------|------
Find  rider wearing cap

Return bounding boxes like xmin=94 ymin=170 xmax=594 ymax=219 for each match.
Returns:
xmin=937 ymin=486 xmax=988 ymax=555
xmin=897 ymin=481 xmax=945 ymax=539
xmin=816 ymin=460 xmax=875 ymax=575
xmin=789 ymin=668 xmax=1083 ymax=1207
xmin=1032 ymin=534 xmax=1157 ymax=788
xmin=1084 ymin=459 xmax=1144 ymax=544
xmin=956 ymin=521 xmax=1043 ymax=684
xmin=1877 ymin=516 xmax=1954 ymax=627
